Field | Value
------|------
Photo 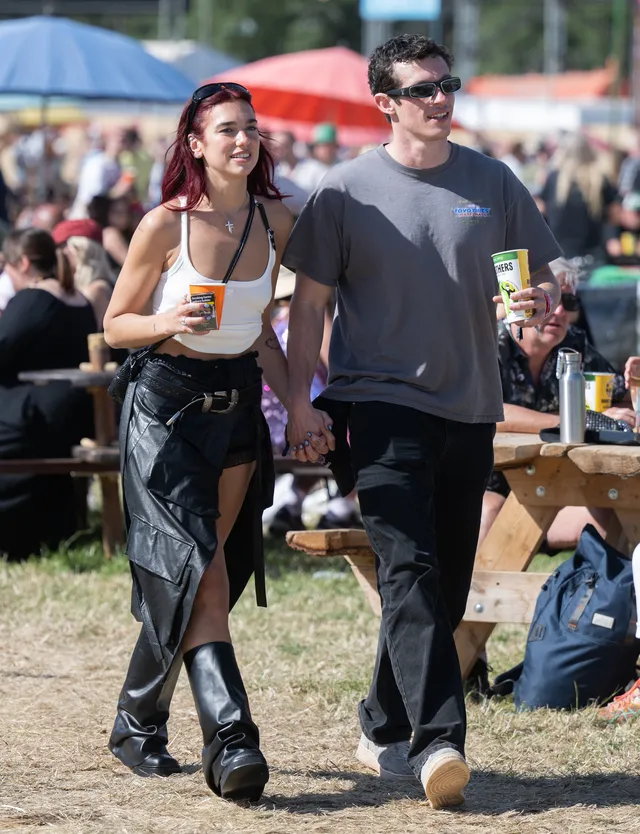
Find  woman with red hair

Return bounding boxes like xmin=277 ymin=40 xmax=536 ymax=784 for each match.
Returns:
xmin=103 ymin=83 xmax=298 ymax=801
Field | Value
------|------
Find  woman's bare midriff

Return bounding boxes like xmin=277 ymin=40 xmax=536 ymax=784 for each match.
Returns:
xmin=156 ymin=338 xmax=253 ymax=362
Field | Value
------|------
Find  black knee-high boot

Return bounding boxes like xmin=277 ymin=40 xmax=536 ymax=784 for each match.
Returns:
xmin=184 ymin=641 xmax=269 ymax=801
xmin=109 ymin=629 xmax=182 ymax=776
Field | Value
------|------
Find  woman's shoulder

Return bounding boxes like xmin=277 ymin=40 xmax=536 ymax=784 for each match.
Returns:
xmin=135 ymin=203 xmax=182 ymax=244
xmin=259 ymin=196 xmax=294 ymax=236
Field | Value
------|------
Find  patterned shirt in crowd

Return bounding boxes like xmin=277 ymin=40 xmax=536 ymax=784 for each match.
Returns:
xmin=497 ymin=322 xmax=626 ymax=413
xmin=487 ymin=323 xmax=626 ymax=496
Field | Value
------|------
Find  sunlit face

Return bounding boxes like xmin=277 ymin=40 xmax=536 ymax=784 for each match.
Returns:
xmin=189 ymin=99 xmax=260 ymax=178
xmin=538 ymin=283 xmax=575 ymax=346
xmin=375 ymin=57 xmax=455 ymax=142
xmin=313 ymin=142 xmax=338 ymax=165
xmin=514 ymin=282 xmax=575 ymax=353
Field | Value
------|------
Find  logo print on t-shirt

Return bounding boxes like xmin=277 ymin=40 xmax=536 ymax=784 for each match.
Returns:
xmin=452 ymin=201 xmax=491 ymax=218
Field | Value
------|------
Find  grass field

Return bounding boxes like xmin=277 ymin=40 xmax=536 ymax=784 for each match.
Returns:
xmin=0 ymin=542 xmax=639 ymax=834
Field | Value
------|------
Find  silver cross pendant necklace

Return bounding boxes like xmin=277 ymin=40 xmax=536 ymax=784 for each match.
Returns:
xmin=217 ymin=193 xmax=249 ymax=234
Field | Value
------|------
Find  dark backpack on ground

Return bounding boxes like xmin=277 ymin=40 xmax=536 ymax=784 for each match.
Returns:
xmin=491 ymin=524 xmax=639 ymax=710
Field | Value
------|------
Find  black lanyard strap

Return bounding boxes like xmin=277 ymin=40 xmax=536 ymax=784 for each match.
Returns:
xmin=222 ymin=197 xmax=256 ymax=284
xmin=255 ymin=201 xmax=276 ymax=251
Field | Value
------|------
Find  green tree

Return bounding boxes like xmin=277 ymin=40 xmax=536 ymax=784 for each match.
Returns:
xmin=476 ymin=0 xmax=623 ymax=76
xmin=191 ymin=0 xmax=361 ymax=62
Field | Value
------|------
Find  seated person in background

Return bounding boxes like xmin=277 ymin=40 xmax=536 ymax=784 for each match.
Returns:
xmin=52 ymin=218 xmax=114 ymax=330
xmin=0 ymin=227 xmax=96 ymax=559
xmin=87 ymin=194 xmax=135 ymax=275
xmin=605 ymin=191 xmax=640 ymax=267
xmin=0 ymin=231 xmax=27 ymax=312
xmin=480 ymin=258 xmax=635 ymax=552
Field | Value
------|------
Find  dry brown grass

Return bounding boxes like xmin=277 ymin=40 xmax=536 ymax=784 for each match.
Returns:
xmin=0 ymin=549 xmax=639 ymax=834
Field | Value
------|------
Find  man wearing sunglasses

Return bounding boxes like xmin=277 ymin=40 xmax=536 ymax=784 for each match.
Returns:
xmin=284 ymin=34 xmax=562 ymax=808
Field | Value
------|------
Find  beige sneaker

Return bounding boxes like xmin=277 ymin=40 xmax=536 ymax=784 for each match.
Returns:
xmin=355 ymin=733 xmax=413 ymax=779
xmin=420 ymin=748 xmax=469 ymax=809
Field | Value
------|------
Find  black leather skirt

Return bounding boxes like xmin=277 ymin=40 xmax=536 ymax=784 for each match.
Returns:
xmin=119 ymin=351 xmax=274 ymax=672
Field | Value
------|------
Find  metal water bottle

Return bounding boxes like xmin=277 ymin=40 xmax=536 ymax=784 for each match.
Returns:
xmin=556 ymin=348 xmax=585 ymax=443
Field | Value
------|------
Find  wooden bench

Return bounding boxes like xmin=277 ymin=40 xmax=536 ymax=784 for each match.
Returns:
xmin=0 ymin=457 xmax=118 ymax=475
xmin=286 ymin=528 xmax=550 ymax=677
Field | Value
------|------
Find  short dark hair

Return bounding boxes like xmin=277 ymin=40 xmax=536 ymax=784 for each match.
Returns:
xmin=87 ymin=195 xmax=112 ymax=228
xmin=368 ymin=34 xmax=454 ymax=95
xmin=2 ymin=227 xmax=56 ymax=277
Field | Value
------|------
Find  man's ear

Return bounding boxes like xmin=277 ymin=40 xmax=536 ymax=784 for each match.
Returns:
xmin=188 ymin=133 xmax=203 ymax=160
xmin=374 ymin=92 xmax=396 ymax=119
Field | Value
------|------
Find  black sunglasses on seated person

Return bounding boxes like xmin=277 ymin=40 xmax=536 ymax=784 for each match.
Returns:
xmin=385 ymin=77 xmax=462 ymax=99
xmin=187 ymin=82 xmax=252 ymax=129
xmin=559 ymin=293 xmax=580 ymax=312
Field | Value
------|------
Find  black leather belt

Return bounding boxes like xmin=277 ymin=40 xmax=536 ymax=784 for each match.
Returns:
xmin=139 ymin=375 xmax=262 ymax=425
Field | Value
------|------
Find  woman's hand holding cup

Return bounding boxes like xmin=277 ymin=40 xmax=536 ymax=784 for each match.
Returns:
xmin=158 ymin=294 xmax=211 ymax=337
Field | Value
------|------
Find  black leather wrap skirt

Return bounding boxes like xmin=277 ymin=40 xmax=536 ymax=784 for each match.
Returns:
xmin=119 ymin=351 xmax=274 ymax=672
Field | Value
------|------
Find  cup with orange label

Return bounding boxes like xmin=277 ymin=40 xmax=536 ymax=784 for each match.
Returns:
xmin=189 ymin=284 xmax=226 ymax=332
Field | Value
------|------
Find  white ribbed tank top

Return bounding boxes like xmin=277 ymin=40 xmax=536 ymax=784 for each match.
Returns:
xmin=152 ymin=197 xmax=275 ymax=354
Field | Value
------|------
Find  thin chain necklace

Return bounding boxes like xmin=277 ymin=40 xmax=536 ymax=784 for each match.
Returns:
xmin=214 ymin=193 xmax=250 ymax=234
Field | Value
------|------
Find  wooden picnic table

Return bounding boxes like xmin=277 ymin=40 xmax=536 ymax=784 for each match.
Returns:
xmin=287 ymin=432 xmax=640 ymax=679
xmin=18 ymin=334 xmax=123 ymax=558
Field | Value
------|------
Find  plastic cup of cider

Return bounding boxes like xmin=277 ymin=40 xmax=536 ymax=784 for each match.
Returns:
xmin=492 ymin=249 xmax=533 ymax=324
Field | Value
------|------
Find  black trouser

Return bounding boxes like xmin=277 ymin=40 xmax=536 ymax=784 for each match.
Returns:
xmin=348 ymin=401 xmax=494 ymax=775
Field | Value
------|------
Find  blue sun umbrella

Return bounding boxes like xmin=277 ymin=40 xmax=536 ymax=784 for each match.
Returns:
xmin=0 ymin=15 xmax=193 ymax=103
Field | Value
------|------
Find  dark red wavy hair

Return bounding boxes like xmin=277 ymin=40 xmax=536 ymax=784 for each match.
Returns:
xmin=161 ymin=87 xmax=284 ymax=211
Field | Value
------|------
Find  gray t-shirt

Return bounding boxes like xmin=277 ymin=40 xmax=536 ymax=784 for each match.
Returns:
xmin=283 ymin=143 xmax=562 ymax=423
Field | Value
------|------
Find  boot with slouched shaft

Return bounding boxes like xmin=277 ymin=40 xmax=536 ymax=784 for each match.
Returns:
xmin=109 ymin=629 xmax=182 ymax=777
xmin=184 ymin=641 xmax=268 ymax=801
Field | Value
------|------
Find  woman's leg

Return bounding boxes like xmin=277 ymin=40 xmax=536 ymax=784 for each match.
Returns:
xmin=182 ymin=460 xmax=269 ymax=801
xmin=109 ymin=628 xmax=184 ymax=776
xmin=182 ymin=461 xmax=256 ymax=651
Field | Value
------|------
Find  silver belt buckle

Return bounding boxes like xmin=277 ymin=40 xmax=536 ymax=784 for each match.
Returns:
xmin=212 ymin=389 xmax=239 ymax=414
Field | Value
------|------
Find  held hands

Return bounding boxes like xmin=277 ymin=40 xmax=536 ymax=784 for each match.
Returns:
xmin=492 ymin=286 xmax=553 ymax=328
xmin=287 ymin=398 xmax=336 ymax=463
xmin=160 ymin=293 xmax=211 ymax=337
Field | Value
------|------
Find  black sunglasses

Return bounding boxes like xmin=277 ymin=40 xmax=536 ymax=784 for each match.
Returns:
xmin=560 ymin=293 xmax=580 ymax=312
xmin=385 ymin=76 xmax=462 ymax=99
xmin=187 ymin=82 xmax=252 ymax=128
